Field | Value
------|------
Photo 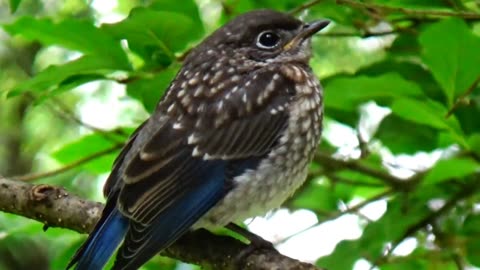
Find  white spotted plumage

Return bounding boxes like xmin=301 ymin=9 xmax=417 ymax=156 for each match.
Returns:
xmin=196 ymin=75 xmax=323 ymax=228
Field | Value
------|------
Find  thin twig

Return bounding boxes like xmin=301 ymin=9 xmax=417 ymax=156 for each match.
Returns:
xmin=450 ymin=252 xmax=465 ymax=270
xmin=275 ymin=189 xmax=393 ymax=245
xmin=320 ymin=30 xmax=397 ymax=37
xmin=430 ymin=224 xmax=465 ymax=270
xmin=12 ymin=144 xmax=123 ymax=181
xmin=314 ymin=152 xmax=416 ymax=190
xmin=445 ymin=75 xmax=480 ymax=118
xmin=49 ymin=97 xmax=130 ymax=141
xmin=308 ymin=167 xmax=385 ymax=187
xmin=289 ymin=0 xmax=323 ymax=15
xmin=327 ymin=173 xmax=385 ymax=187
xmin=336 ymin=0 xmax=480 ymax=19
xmin=24 ymin=93 xmax=129 ymax=144
xmin=371 ymin=180 xmax=480 ymax=268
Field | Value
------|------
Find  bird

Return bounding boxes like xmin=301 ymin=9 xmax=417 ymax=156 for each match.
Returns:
xmin=67 ymin=9 xmax=329 ymax=270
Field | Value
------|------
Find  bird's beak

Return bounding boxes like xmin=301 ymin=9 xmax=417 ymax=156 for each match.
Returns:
xmin=283 ymin=20 xmax=330 ymax=51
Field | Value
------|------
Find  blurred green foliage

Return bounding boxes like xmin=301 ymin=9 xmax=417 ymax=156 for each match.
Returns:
xmin=1 ymin=0 xmax=480 ymax=269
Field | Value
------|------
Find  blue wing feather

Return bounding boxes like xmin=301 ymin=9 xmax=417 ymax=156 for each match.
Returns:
xmin=112 ymin=159 xmax=227 ymax=270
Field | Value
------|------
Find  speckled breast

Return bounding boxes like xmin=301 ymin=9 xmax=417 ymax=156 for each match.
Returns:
xmin=196 ymin=64 xmax=323 ymax=228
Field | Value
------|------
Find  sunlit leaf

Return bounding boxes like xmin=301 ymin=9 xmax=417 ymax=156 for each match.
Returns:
xmin=423 ymin=158 xmax=480 ymax=185
xmin=357 ymin=59 xmax=441 ymax=102
xmin=102 ymin=6 xmax=203 ymax=66
xmin=419 ymin=18 xmax=480 ymax=106
xmin=324 ymin=73 xmax=423 ymax=111
xmin=9 ymin=0 xmax=21 ymax=13
xmin=52 ymin=133 xmax=124 ymax=174
xmin=334 ymin=170 xmax=386 ymax=198
xmin=390 ymin=98 xmax=467 ymax=146
xmin=3 ymin=17 xmax=129 ymax=69
xmin=8 ymin=55 xmax=119 ymax=97
xmin=467 ymin=134 xmax=480 ymax=156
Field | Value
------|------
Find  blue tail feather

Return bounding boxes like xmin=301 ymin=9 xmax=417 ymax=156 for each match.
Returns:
xmin=71 ymin=208 xmax=128 ymax=270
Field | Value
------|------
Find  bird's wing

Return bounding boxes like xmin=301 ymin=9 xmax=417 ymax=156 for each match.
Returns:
xmin=102 ymin=120 xmax=147 ymax=198
xmin=111 ymin=68 xmax=295 ymax=269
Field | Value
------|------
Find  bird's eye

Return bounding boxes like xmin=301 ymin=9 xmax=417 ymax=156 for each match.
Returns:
xmin=256 ymin=31 xmax=281 ymax=49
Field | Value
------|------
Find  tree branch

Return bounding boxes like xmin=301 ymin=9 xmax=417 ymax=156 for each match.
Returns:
xmin=0 ymin=176 xmax=323 ymax=270
xmin=336 ymin=0 xmax=480 ymax=19
xmin=0 ymin=176 xmax=102 ymax=233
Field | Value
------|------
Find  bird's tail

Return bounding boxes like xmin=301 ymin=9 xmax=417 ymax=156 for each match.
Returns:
xmin=67 ymin=204 xmax=128 ymax=270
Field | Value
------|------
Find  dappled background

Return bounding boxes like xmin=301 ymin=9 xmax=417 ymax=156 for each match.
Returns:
xmin=1 ymin=0 xmax=480 ymax=269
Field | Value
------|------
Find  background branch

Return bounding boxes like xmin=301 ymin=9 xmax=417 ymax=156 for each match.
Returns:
xmin=12 ymin=144 xmax=123 ymax=182
xmin=336 ymin=0 xmax=480 ymax=19
xmin=314 ymin=151 xmax=418 ymax=190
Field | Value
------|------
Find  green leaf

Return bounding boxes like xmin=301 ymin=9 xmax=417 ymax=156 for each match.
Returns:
xmin=3 ymin=17 xmax=129 ymax=69
xmin=149 ymin=0 xmax=203 ymax=26
xmin=466 ymin=238 xmax=480 ymax=267
xmin=9 ymin=55 xmax=118 ymax=97
xmin=290 ymin=180 xmax=339 ymax=214
xmin=360 ymin=200 xmax=429 ymax=256
xmin=389 ymin=32 xmax=421 ymax=58
xmin=419 ymin=18 xmax=480 ymax=106
xmin=323 ymin=108 xmax=359 ymax=129
xmin=357 ymin=59 xmax=442 ymax=102
xmin=390 ymin=98 xmax=467 ymax=146
xmin=318 ymin=190 xmax=433 ymax=270
xmin=467 ymin=134 xmax=480 ymax=156
xmin=391 ymin=98 xmax=447 ymax=129
xmin=50 ymin=235 xmax=85 ymax=270
xmin=454 ymin=96 xmax=480 ymax=135
xmin=376 ymin=114 xmax=439 ymax=154
xmin=380 ymin=259 xmax=427 ymax=270
xmin=462 ymin=214 xmax=480 ymax=235
xmin=35 ymin=74 xmax=106 ymax=104
xmin=308 ymin=0 xmax=369 ymax=27
xmin=102 ymin=7 xmax=203 ymax=65
xmin=422 ymin=158 xmax=480 ymax=185
xmin=52 ymin=133 xmax=123 ymax=174
xmin=324 ymin=73 xmax=423 ymax=111
xmin=375 ymin=0 xmax=450 ymax=8
xmin=126 ymin=68 xmax=178 ymax=112
xmin=334 ymin=170 xmax=386 ymax=198
xmin=316 ymin=240 xmax=359 ymax=270
xmin=9 ymin=0 xmax=21 ymax=13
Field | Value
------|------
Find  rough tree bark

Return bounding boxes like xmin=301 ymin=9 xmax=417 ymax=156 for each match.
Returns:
xmin=0 ymin=176 xmax=323 ymax=270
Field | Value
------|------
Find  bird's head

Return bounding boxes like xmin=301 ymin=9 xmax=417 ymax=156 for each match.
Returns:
xmin=185 ymin=10 xmax=330 ymax=66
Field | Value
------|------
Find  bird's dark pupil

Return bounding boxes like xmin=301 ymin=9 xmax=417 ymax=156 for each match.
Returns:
xmin=259 ymin=32 xmax=279 ymax=47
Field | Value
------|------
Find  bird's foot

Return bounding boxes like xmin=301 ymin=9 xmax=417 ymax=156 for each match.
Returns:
xmin=225 ymin=223 xmax=277 ymax=268
xmin=226 ymin=223 xmax=274 ymax=249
